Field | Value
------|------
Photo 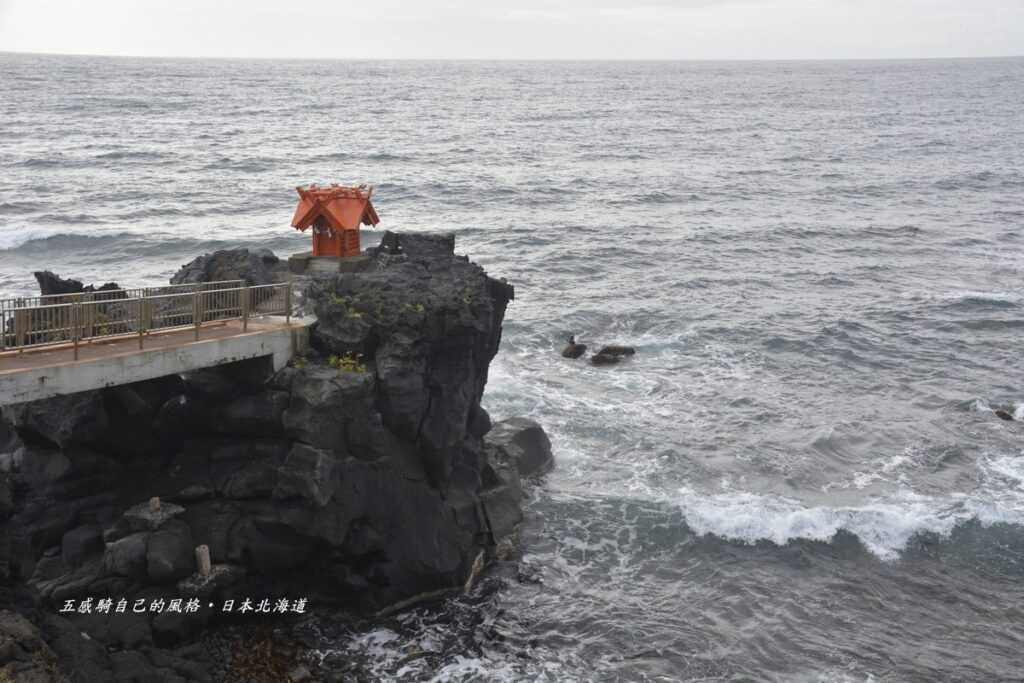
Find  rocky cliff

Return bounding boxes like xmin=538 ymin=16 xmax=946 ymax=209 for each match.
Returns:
xmin=0 ymin=233 xmax=552 ymax=682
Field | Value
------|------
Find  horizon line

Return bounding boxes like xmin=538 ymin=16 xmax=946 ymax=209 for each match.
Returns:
xmin=2 ymin=49 xmax=1023 ymax=63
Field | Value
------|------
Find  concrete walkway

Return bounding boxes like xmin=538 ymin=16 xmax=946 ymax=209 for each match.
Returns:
xmin=0 ymin=316 xmax=311 ymax=405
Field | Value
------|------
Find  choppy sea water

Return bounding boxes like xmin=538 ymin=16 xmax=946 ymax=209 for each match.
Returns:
xmin=2 ymin=54 xmax=1024 ymax=681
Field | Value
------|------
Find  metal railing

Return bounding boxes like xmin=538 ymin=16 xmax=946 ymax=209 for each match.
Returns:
xmin=0 ymin=280 xmax=292 ymax=358
xmin=5 ymin=279 xmax=245 ymax=312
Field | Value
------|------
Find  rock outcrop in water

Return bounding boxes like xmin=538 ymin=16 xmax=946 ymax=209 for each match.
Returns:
xmin=561 ymin=335 xmax=587 ymax=359
xmin=33 ymin=271 xmax=121 ymax=297
xmin=589 ymin=344 xmax=636 ymax=366
xmin=1 ymin=234 xmax=551 ymax=682
xmin=170 ymin=248 xmax=288 ymax=286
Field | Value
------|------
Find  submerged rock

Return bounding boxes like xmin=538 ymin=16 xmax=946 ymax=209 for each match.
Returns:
xmin=561 ymin=335 xmax=587 ymax=359
xmin=596 ymin=344 xmax=635 ymax=357
xmin=590 ymin=344 xmax=636 ymax=366
xmin=995 ymin=409 xmax=1014 ymax=421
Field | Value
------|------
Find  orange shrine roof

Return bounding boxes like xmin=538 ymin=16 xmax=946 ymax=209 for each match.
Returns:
xmin=291 ymin=184 xmax=380 ymax=233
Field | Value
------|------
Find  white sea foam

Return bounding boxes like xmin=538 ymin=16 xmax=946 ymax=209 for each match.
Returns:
xmin=425 ymin=656 xmax=522 ymax=683
xmin=981 ymin=453 xmax=1024 ymax=489
xmin=673 ymin=485 xmax=1024 ymax=561
xmin=946 ymin=290 xmax=1023 ymax=303
xmin=826 ymin=449 xmax=916 ymax=493
xmin=903 ymin=289 xmax=1024 ymax=305
xmin=791 ymin=670 xmax=877 ymax=683
xmin=970 ymin=398 xmax=1023 ymax=419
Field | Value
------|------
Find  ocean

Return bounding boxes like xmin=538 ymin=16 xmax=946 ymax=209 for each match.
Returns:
xmin=2 ymin=53 xmax=1024 ymax=681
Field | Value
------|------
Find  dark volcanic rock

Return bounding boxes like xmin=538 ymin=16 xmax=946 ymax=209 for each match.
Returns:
xmin=183 ymin=356 xmax=275 ymax=399
xmin=2 ymin=376 xmax=182 ymax=459
xmin=39 ymin=613 xmax=116 ymax=681
xmin=33 ymin=271 xmax=120 ymax=297
xmin=104 ymin=532 xmax=149 ymax=578
xmin=212 ymin=390 xmax=289 ymax=436
xmin=485 ymin=417 xmax=554 ymax=477
xmin=146 ymin=520 xmax=194 ymax=582
xmin=5 ymin=233 xmax=552 ymax=679
xmin=3 ymin=392 xmax=109 ymax=448
xmin=0 ymin=471 xmax=12 ymax=524
xmin=0 ymin=610 xmax=63 ymax=683
xmin=588 ymin=345 xmax=636 ymax=365
xmin=597 ymin=344 xmax=636 ymax=357
xmin=590 ymin=352 xmax=621 ymax=366
xmin=561 ymin=339 xmax=587 ymax=359
xmin=376 ymin=230 xmax=456 ymax=259
xmin=307 ymin=231 xmax=515 ymax=487
xmin=468 ymin=405 xmax=492 ymax=438
xmin=598 ymin=344 xmax=634 ymax=356
xmin=33 ymin=270 xmax=85 ymax=296
xmin=273 ymin=443 xmax=342 ymax=506
xmin=170 ymin=248 xmax=287 ymax=286
xmin=61 ymin=524 xmax=103 ymax=568
xmin=252 ymin=247 xmax=280 ymax=264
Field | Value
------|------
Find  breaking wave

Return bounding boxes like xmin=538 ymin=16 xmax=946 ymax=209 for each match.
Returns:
xmin=673 ymin=485 xmax=1024 ymax=561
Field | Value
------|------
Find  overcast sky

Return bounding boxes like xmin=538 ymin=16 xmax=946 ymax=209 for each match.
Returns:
xmin=1 ymin=0 xmax=1022 ymax=60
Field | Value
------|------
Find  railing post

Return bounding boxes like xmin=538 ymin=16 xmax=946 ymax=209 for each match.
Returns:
xmin=242 ymin=285 xmax=249 ymax=332
xmin=72 ymin=302 xmax=80 ymax=360
xmin=83 ymin=292 xmax=93 ymax=342
xmin=14 ymin=308 xmax=26 ymax=352
xmin=193 ymin=290 xmax=201 ymax=341
xmin=285 ymin=281 xmax=292 ymax=325
xmin=137 ymin=296 xmax=145 ymax=350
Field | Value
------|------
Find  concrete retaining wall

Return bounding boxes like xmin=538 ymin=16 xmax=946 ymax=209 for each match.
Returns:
xmin=0 ymin=321 xmax=310 ymax=405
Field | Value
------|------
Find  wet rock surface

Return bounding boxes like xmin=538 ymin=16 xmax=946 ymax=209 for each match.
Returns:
xmin=170 ymin=248 xmax=288 ymax=287
xmin=32 ymin=271 xmax=120 ymax=298
xmin=485 ymin=417 xmax=554 ymax=478
xmin=2 ymin=233 xmax=549 ymax=681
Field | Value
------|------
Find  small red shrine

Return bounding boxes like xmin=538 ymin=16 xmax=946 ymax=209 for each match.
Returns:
xmin=291 ymin=184 xmax=380 ymax=257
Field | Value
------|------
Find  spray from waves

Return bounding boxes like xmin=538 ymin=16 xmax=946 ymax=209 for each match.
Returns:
xmin=672 ymin=483 xmax=1024 ymax=561
xmin=969 ymin=398 xmax=1024 ymax=420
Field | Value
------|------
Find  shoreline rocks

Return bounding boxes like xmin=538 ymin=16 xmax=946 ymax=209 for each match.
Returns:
xmin=485 ymin=417 xmax=554 ymax=478
xmin=1 ymin=233 xmax=551 ymax=682
xmin=170 ymin=248 xmax=288 ymax=286
xmin=33 ymin=271 xmax=120 ymax=297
